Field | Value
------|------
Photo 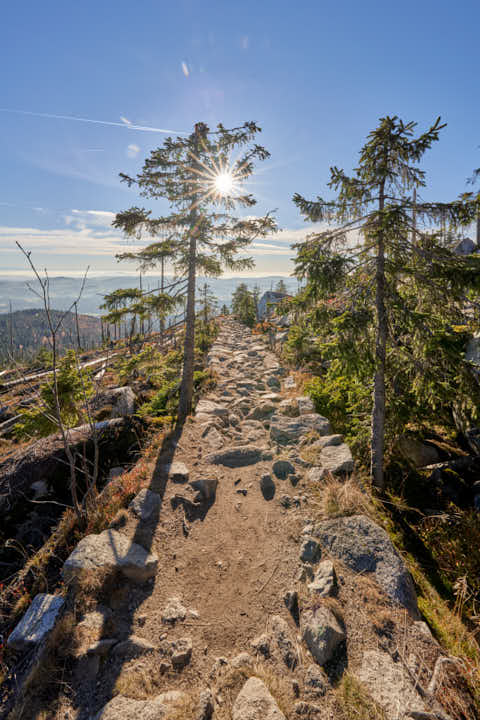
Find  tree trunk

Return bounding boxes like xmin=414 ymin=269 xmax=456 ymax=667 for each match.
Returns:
xmin=371 ymin=180 xmax=387 ymax=491
xmin=178 ymin=227 xmax=197 ymax=419
xmin=476 ymin=210 xmax=480 ymax=248
xmin=160 ymin=255 xmax=165 ymax=346
xmin=178 ymin=125 xmax=204 ymax=420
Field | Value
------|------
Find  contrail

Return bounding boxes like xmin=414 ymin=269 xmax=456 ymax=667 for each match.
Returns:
xmin=0 ymin=108 xmax=187 ymax=134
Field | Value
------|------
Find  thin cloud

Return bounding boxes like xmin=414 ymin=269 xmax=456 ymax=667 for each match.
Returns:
xmin=127 ymin=143 xmax=140 ymax=158
xmin=0 ymin=108 xmax=186 ymax=135
xmin=181 ymin=62 xmax=190 ymax=77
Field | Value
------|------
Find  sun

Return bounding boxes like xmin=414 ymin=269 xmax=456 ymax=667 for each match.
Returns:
xmin=214 ymin=172 xmax=234 ymax=195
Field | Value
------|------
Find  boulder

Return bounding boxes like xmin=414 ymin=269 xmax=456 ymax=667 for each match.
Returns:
xmin=94 ymin=386 xmax=136 ymax=418
xmin=317 ymin=443 xmax=354 ymax=475
xmin=270 ymin=615 xmax=298 ymax=669
xmin=8 ymin=594 xmax=64 ymax=651
xmin=277 ymin=398 xmax=299 ymax=417
xmin=95 ymin=691 xmax=187 ymax=720
xmin=232 ymin=677 xmax=286 ymax=720
xmin=63 ymin=529 xmax=158 ymax=584
xmin=316 ymin=515 xmax=418 ymax=615
xmin=247 ymin=401 xmax=277 ymax=420
xmin=308 ymin=560 xmax=337 ymax=597
xmin=270 ymin=414 xmax=331 ymax=445
xmin=357 ymin=650 xmax=427 ymax=720
xmin=205 ymin=445 xmax=264 ymax=467
xmin=196 ymin=399 xmax=229 ymax=418
xmin=129 ymin=489 xmax=161 ymax=522
xmin=301 ymin=606 xmax=345 ymax=666
xmin=397 ymin=436 xmax=441 ymax=467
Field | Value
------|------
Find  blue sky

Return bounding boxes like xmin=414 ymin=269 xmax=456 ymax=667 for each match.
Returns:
xmin=0 ymin=0 xmax=479 ymax=277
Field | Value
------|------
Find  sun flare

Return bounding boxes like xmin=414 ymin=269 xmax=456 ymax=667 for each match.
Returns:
xmin=214 ymin=172 xmax=234 ymax=195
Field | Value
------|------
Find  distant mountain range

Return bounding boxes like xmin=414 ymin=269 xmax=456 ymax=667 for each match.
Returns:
xmin=0 ymin=309 xmax=102 ymax=360
xmin=0 ymin=275 xmax=300 ymax=316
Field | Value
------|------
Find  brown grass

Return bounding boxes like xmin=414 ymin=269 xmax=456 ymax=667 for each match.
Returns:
xmin=309 ymin=474 xmax=374 ymax=519
xmin=336 ymin=673 xmax=387 ymax=720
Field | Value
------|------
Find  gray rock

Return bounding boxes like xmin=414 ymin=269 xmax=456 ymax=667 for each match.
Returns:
xmin=247 ymin=401 xmax=277 ymax=420
xmin=284 ymin=376 xmax=296 ymax=389
xmin=232 ymin=677 xmax=286 ymax=720
xmin=7 ymin=593 xmax=64 ymax=651
xmin=266 ymin=376 xmax=281 ymax=390
xmin=316 ymin=515 xmax=418 ymax=614
xmin=196 ymin=399 xmax=230 ymax=418
xmin=129 ymin=489 xmax=161 ymax=522
xmin=277 ymin=398 xmax=299 ymax=417
xmin=171 ymin=636 xmax=193 ymax=668
xmin=162 ymin=461 xmax=189 ymax=483
xmin=251 ymin=633 xmax=271 ymax=657
xmin=63 ymin=530 xmax=158 ymax=584
xmin=270 ymin=414 xmax=331 ymax=445
xmin=294 ymin=701 xmax=322 ymax=715
xmin=231 ymin=652 xmax=254 ymax=668
xmin=190 ymin=477 xmax=218 ymax=502
xmin=308 ymin=560 xmax=337 ymax=597
xmin=397 ymin=436 xmax=441 ymax=468
xmin=94 ymin=691 xmax=187 ymax=720
xmin=162 ymin=597 xmax=187 ymax=624
xmin=95 ymin=386 xmax=136 ymax=418
xmin=304 ymin=664 xmax=328 ymax=697
xmin=260 ymin=474 xmax=276 ymax=500
xmin=357 ymin=650 xmax=427 ymax=720
xmin=311 ymin=442 xmax=354 ymax=476
xmin=297 ymin=396 xmax=315 ymax=415
xmin=283 ymin=590 xmax=299 ymax=624
xmin=300 ymin=538 xmax=321 ymax=563
xmin=270 ymin=615 xmax=298 ymax=669
xmin=205 ymin=445 xmax=264 ymax=467
xmin=302 ymin=606 xmax=345 ymax=665
xmin=272 ymin=459 xmax=295 ymax=479
xmin=196 ymin=689 xmax=214 ymax=720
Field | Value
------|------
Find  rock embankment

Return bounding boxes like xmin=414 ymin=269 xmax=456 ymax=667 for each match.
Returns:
xmin=7 ymin=319 xmax=462 ymax=720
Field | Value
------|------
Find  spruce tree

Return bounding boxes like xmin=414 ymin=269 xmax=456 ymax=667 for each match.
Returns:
xmin=114 ymin=122 xmax=275 ymax=419
xmin=294 ymin=116 xmax=480 ymax=491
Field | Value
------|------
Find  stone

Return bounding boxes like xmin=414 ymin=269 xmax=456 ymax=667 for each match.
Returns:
xmin=357 ymin=650 xmax=427 ymax=720
xmin=272 ymin=459 xmax=295 ymax=479
xmin=260 ymin=474 xmax=276 ymax=500
xmin=163 ymin=461 xmax=189 ymax=483
xmin=201 ymin=425 xmax=224 ymax=450
xmin=294 ymin=701 xmax=322 ymax=715
xmin=94 ymin=691 xmax=188 ymax=720
xmin=270 ymin=615 xmax=298 ymax=669
xmin=300 ymin=539 xmax=321 ymax=563
xmin=284 ymin=376 xmax=296 ymax=389
xmin=308 ymin=560 xmax=337 ymax=597
xmin=95 ymin=386 xmax=136 ymax=418
xmin=205 ymin=445 xmax=264 ymax=467
xmin=277 ymin=398 xmax=299 ymax=417
xmin=297 ymin=396 xmax=315 ymax=415
xmin=397 ymin=436 xmax=442 ymax=468
xmin=307 ymin=467 xmax=328 ymax=483
xmin=196 ymin=399 xmax=230 ymax=418
xmin=283 ymin=590 xmax=300 ymax=625
xmin=129 ymin=489 xmax=161 ymax=522
xmin=304 ymin=664 xmax=328 ymax=697
xmin=247 ymin=401 xmax=277 ymax=420
xmin=112 ymin=636 xmax=156 ymax=657
xmin=304 ymin=441 xmax=353 ymax=475
xmin=63 ymin=530 xmax=158 ymax=584
xmin=190 ymin=477 xmax=218 ymax=502
xmin=232 ymin=677 xmax=286 ymax=720
xmin=251 ymin=633 xmax=271 ymax=657
xmin=171 ymin=636 xmax=193 ymax=668
xmin=231 ymin=652 xmax=254 ymax=668
xmin=196 ymin=689 xmax=214 ymax=720
xmin=302 ymin=606 xmax=345 ymax=666
xmin=270 ymin=414 xmax=331 ymax=445
xmin=162 ymin=597 xmax=187 ymax=624
xmin=266 ymin=376 xmax=281 ymax=390
xmin=316 ymin=515 xmax=418 ymax=614
xmin=7 ymin=593 xmax=64 ymax=651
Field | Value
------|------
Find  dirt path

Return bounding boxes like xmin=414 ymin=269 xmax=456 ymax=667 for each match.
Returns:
xmin=70 ymin=319 xmax=310 ymax=717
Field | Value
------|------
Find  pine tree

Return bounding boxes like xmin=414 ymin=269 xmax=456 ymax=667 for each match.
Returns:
xmin=114 ymin=122 xmax=275 ymax=419
xmin=294 ymin=116 xmax=480 ymax=491
xmin=275 ymin=278 xmax=288 ymax=294
xmin=232 ymin=283 xmax=257 ymax=327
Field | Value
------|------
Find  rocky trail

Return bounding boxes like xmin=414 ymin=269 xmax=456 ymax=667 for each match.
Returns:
xmin=6 ymin=319 xmax=474 ymax=720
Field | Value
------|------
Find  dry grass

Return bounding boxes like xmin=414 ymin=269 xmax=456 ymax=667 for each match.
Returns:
xmin=309 ymin=474 xmax=374 ymax=519
xmin=336 ymin=673 xmax=387 ymax=720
